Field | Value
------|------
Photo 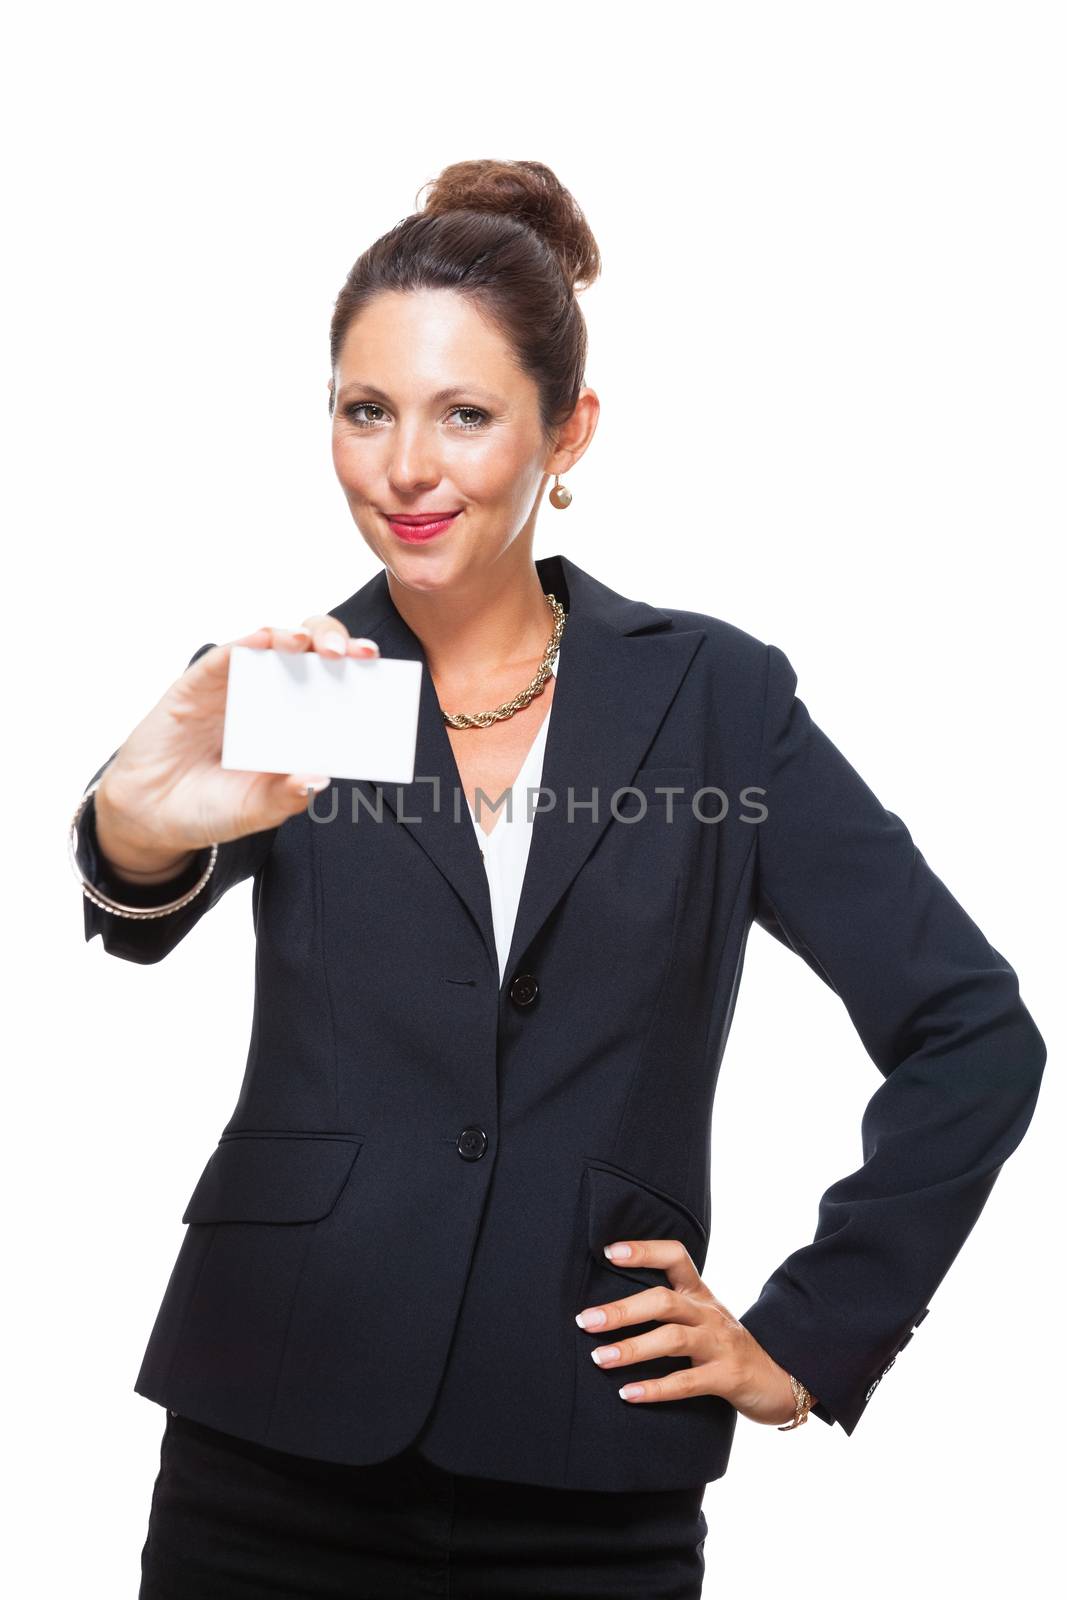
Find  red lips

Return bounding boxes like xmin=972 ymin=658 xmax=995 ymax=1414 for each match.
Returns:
xmin=384 ymin=510 xmax=462 ymax=543
xmin=386 ymin=511 xmax=462 ymax=523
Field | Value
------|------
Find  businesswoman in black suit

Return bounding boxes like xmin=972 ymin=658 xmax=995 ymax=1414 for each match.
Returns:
xmin=72 ymin=160 xmax=1046 ymax=1599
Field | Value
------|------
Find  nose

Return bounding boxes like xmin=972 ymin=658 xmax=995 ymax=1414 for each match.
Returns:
xmin=388 ymin=421 xmax=441 ymax=494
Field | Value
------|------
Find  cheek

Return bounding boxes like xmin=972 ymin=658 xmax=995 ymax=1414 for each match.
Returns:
xmin=331 ymin=433 xmax=371 ymax=494
xmin=451 ymin=438 xmax=542 ymax=516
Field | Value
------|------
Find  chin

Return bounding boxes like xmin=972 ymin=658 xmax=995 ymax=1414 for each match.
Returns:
xmin=384 ymin=546 xmax=473 ymax=594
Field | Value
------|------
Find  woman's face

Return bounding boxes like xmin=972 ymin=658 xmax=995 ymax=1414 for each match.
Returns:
xmin=329 ymin=288 xmax=591 ymax=594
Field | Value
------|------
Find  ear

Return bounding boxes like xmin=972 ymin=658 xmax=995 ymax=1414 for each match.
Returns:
xmin=327 ymin=376 xmax=335 ymax=416
xmin=546 ymin=387 xmax=600 ymax=476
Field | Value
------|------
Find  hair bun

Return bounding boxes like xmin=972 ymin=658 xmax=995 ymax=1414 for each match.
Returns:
xmin=418 ymin=158 xmax=601 ymax=294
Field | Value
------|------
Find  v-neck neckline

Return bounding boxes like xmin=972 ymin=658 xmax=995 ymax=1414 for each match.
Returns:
xmin=467 ymin=649 xmax=560 ymax=844
xmin=470 ymin=702 xmax=554 ymax=845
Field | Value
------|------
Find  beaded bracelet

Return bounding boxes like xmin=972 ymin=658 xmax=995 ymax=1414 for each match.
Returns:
xmin=68 ymin=779 xmax=218 ymax=920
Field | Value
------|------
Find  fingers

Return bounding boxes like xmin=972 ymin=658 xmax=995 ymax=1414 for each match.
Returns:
xmin=601 ymin=1237 xmax=701 ymax=1289
xmin=616 ymin=1365 xmax=706 ymax=1403
xmin=211 ymin=622 xmax=382 ymax=663
xmin=296 ymin=614 xmax=381 ymax=659
xmin=576 ymin=1292 xmax=723 ymax=1407
xmin=586 ymin=1318 xmax=695 ymax=1373
xmin=574 ymin=1236 xmax=728 ymax=1406
xmin=251 ymin=771 xmax=334 ymax=828
xmin=576 ymin=1282 xmax=698 ymax=1335
xmin=283 ymin=773 xmax=333 ymax=806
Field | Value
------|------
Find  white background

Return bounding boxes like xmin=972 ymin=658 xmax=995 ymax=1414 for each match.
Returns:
xmin=6 ymin=2 xmax=1062 ymax=1594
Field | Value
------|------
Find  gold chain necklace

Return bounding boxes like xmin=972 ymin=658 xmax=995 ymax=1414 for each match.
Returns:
xmin=440 ymin=594 xmax=567 ymax=730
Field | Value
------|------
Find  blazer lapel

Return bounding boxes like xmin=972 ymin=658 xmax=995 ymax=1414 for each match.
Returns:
xmin=331 ymin=574 xmax=498 ymax=972
xmin=330 ymin=553 xmax=705 ymax=985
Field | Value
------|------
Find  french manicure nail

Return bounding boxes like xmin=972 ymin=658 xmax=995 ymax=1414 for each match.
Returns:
xmin=575 ymin=1309 xmax=607 ymax=1329
xmin=591 ymin=1346 xmax=620 ymax=1365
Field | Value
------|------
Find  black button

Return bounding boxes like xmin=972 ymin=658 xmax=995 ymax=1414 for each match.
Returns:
xmin=456 ymin=1126 xmax=487 ymax=1161
xmin=509 ymin=972 xmax=539 ymax=1007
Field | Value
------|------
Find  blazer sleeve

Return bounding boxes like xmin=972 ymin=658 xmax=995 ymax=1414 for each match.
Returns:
xmin=735 ymin=642 xmax=1047 ymax=1435
xmin=78 ymin=642 xmax=278 ymax=965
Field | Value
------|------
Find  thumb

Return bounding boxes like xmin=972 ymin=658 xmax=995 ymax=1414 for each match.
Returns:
xmin=254 ymin=772 xmax=334 ymax=826
xmin=287 ymin=773 xmax=332 ymax=801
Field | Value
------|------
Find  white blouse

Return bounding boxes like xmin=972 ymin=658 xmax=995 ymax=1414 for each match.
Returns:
xmin=465 ymin=650 xmax=559 ymax=986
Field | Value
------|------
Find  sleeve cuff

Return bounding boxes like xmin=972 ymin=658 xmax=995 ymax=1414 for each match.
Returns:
xmin=77 ymin=789 xmax=213 ymax=910
xmin=737 ymin=1295 xmax=931 ymax=1436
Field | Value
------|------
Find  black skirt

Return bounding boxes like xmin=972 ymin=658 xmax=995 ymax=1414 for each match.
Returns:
xmin=139 ymin=1409 xmax=709 ymax=1599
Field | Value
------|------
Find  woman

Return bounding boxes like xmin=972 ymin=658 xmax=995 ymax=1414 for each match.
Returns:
xmin=71 ymin=160 xmax=1046 ymax=1599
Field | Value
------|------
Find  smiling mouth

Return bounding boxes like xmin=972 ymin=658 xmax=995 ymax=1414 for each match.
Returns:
xmin=381 ymin=509 xmax=462 ymax=543
xmin=383 ymin=511 xmax=463 ymax=524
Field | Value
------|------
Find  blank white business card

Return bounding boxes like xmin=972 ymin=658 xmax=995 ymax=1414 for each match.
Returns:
xmin=221 ymin=646 xmax=423 ymax=784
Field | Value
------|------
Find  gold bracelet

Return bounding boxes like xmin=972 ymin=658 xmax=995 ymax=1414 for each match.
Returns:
xmin=777 ymin=1374 xmax=814 ymax=1430
xmin=68 ymin=780 xmax=219 ymax=920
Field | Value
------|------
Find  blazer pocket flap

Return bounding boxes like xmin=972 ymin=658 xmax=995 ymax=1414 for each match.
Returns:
xmin=182 ymin=1134 xmax=364 ymax=1224
xmin=585 ymin=1159 xmax=707 ymax=1285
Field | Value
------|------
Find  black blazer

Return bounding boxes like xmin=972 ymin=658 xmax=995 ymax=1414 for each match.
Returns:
xmin=76 ymin=552 xmax=1046 ymax=1492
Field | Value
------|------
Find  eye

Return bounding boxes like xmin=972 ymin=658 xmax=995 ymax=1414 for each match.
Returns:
xmin=343 ymin=402 xmax=387 ymax=428
xmin=448 ymin=406 xmax=490 ymax=431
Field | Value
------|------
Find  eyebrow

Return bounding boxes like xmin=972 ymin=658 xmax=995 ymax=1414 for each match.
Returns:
xmin=336 ymin=380 xmax=505 ymax=408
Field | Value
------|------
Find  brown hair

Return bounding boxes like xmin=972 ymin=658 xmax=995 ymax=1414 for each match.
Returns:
xmin=328 ymin=159 xmax=602 ymax=443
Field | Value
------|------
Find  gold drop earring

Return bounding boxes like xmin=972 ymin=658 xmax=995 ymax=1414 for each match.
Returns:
xmin=549 ymin=474 xmax=572 ymax=509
